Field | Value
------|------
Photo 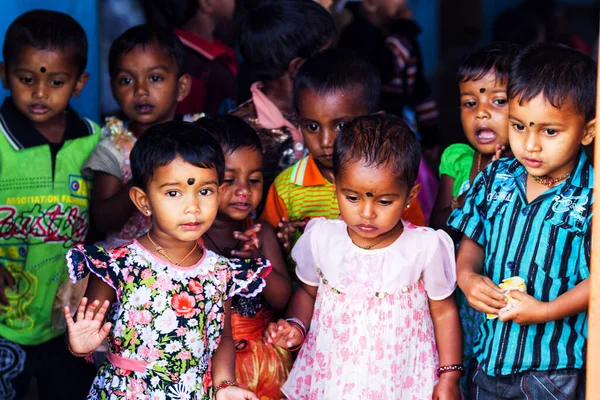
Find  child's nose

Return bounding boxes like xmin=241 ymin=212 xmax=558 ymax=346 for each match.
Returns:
xmin=475 ymin=104 xmax=491 ymax=120
xmin=134 ymin=81 xmax=149 ymax=96
xmin=523 ymin=131 xmax=541 ymax=152
xmin=320 ymin=129 xmax=335 ymax=148
xmin=360 ymin=202 xmax=376 ymax=219
xmin=32 ymin=81 xmax=47 ymax=99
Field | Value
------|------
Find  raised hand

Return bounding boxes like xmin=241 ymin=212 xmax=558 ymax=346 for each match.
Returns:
xmin=276 ymin=218 xmax=307 ymax=254
xmin=64 ymin=297 xmax=112 ymax=355
xmin=231 ymin=224 xmax=262 ymax=258
xmin=263 ymin=319 xmax=304 ymax=349
xmin=216 ymin=385 xmax=259 ymax=400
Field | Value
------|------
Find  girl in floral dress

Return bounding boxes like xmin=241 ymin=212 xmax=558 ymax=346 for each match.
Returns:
xmin=264 ymin=115 xmax=463 ymax=399
xmin=200 ymin=116 xmax=293 ymax=399
xmin=83 ymin=24 xmax=192 ymax=248
xmin=64 ymin=121 xmax=263 ymax=400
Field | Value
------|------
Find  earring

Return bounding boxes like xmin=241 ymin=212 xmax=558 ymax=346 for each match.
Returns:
xmin=405 ymin=204 xmax=411 ymax=210
xmin=178 ymin=95 xmax=183 ymax=101
xmin=146 ymin=210 xmax=151 ymax=215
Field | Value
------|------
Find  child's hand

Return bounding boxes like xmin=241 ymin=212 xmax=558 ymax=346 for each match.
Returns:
xmin=432 ymin=372 xmax=462 ymax=400
xmin=276 ymin=218 xmax=307 ymax=254
xmin=498 ymin=291 xmax=549 ymax=325
xmin=0 ymin=264 xmax=15 ymax=308
xmin=64 ymin=297 xmax=112 ymax=354
xmin=232 ymin=224 xmax=262 ymax=258
xmin=216 ymin=385 xmax=259 ymax=400
xmin=263 ymin=319 xmax=304 ymax=349
xmin=459 ymin=272 xmax=507 ymax=316
xmin=492 ymin=144 xmax=507 ymax=161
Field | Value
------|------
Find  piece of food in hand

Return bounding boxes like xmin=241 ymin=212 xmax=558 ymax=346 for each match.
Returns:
xmin=486 ymin=276 xmax=527 ymax=319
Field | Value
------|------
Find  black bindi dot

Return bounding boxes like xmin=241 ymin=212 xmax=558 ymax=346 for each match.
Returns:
xmin=187 ymin=178 xmax=195 ymax=185
xmin=479 ymin=88 xmax=486 ymax=93
xmin=366 ymin=192 xmax=373 ymax=198
xmin=40 ymin=67 xmax=46 ymax=73
xmin=529 ymin=122 xmax=535 ymax=127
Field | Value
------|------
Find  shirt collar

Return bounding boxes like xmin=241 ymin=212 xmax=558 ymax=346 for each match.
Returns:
xmin=508 ymin=150 xmax=593 ymax=189
xmin=290 ymin=155 xmax=330 ymax=187
xmin=0 ymin=97 xmax=93 ymax=150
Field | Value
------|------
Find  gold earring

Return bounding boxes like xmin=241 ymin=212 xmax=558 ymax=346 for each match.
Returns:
xmin=146 ymin=210 xmax=151 ymax=215
xmin=406 ymin=204 xmax=411 ymax=209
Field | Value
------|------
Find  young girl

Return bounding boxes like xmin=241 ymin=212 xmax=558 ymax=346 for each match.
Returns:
xmin=429 ymin=43 xmax=520 ymax=396
xmin=264 ymin=114 xmax=462 ymax=399
xmin=64 ymin=121 xmax=263 ymax=400
xmin=199 ymin=115 xmax=293 ymax=398
xmin=83 ymin=24 xmax=191 ymax=249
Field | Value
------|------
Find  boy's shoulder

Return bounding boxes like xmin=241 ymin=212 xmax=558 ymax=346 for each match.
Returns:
xmin=273 ymin=156 xmax=329 ymax=191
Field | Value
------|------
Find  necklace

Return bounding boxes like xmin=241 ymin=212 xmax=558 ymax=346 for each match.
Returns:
xmin=204 ymin=231 xmax=240 ymax=256
xmin=146 ymin=232 xmax=198 ymax=266
xmin=531 ymin=173 xmax=569 ymax=188
xmin=477 ymin=152 xmax=482 ymax=173
xmin=356 ymin=224 xmax=403 ymax=250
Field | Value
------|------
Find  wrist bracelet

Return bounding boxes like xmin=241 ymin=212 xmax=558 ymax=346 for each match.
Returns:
xmin=285 ymin=318 xmax=307 ymax=351
xmin=67 ymin=342 xmax=95 ymax=363
xmin=437 ymin=364 xmax=465 ymax=377
xmin=214 ymin=380 xmax=239 ymax=395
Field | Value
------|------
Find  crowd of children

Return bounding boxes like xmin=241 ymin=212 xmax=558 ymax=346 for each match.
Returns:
xmin=0 ymin=1 xmax=595 ymax=400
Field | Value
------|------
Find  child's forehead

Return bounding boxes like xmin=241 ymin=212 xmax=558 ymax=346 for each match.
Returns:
xmin=509 ymin=93 xmax=583 ymax=120
xmin=459 ymin=71 xmax=507 ymax=90
xmin=117 ymin=42 xmax=176 ymax=68
xmin=11 ymin=45 xmax=77 ymax=69
xmin=298 ymin=87 xmax=369 ymax=115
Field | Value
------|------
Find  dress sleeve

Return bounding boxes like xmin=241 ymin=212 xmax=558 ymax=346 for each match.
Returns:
xmin=66 ymin=245 xmax=119 ymax=291
xmin=226 ymin=257 xmax=272 ymax=299
xmin=439 ymin=144 xmax=475 ymax=182
xmin=81 ymin=138 xmax=123 ymax=180
xmin=422 ymin=230 xmax=457 ymax=300
xmin=291 ymin=218 xmax=322 ymax=286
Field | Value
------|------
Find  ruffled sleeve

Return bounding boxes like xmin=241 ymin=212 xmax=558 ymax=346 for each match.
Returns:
xmin=226 ymin=257 xmax=272 ymax=299
xmin=422 ymin=230 xmax=457 ymax=300
xmin=291 ymin=218 xmax=322 ymax=286
xmin=66 ymin=245 xmax=119 ymax=292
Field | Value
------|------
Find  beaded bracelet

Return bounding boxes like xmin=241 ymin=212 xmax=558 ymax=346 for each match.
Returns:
xmin=437 ymin=364 xmax=466 ymax=377
xmin=67 ymin=342 xmax=95 ymax=363
xmin=285 ymin=317 xmax=307 ymax=351
xmin=214 ymin=380 xmax=239 ymax=395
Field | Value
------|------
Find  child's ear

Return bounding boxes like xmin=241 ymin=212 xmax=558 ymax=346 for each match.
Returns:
xmin=176 ymin=73 xmax=192 ymax=103
xmin=406 ymin=183 xmax=421 ymax=209
xmin=581 ymin=118 xmax=596 ymax=146
xmin=288 ymin=57 xmax=306 ymax=80
xmin=72 ymin=72 xmax=90 ymax=98
xmin=129 ymin=186 xmax=152 ymax=216
xmin=0 ymin=63 xmax=7 ymax=89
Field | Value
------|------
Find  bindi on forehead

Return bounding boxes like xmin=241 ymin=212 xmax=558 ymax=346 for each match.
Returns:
xmin=529 ymin=122 xmax=535 ymax=127
xmin=479 ymin=88 xmax=486 ymax=94
xmin=40 ymin=66 xmax=46 ymax=73
xmin=187 ymin=178 xmax=195 ymax=185
xmin=366 ymin=192 xmax=374 ymax=197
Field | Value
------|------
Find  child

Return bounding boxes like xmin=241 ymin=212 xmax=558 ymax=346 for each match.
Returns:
xmin=231 ymin=0 xmax=337 ymax=204
xmin=0 ymin=10 xmax=99 ymax=399
xmin=449 ymin=43 xmax=595 ymax=398
xmin=149 ymin=0 xmax=238 ymax=116
xmin=201 ymin=115 xmax=293 ymax=398
xmin=264 ymin=114 xmax=463 ymax=399
xmin=64 ymin=121 xmax=264 ymax=400
xmin=83 ymin=24 xmax=191 ymax=249
xmin=430 ymin=42 xmax=519 ymax=396
xmin=261 ymin=50 xmax=426 ymax=262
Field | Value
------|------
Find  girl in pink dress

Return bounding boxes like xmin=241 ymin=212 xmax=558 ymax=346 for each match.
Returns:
xmin=264 ymin=114 xmax=463 ymax=400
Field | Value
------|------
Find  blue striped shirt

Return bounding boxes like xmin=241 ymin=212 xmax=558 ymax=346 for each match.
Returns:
xmin=448 ymin=151 xmax=592 ymax=376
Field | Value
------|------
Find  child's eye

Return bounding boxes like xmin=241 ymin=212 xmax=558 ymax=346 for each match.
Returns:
xmin=250 ymin=178 xmax=262 ymax=185
xmin=166 ymin=190 xmax=180 ymax=197
xmin=512 ymin=123 xmax=525 ymax=132
xmin=305 ymin=123 xmax=319 ymax=133
xmin=335 ymin=121 xmax=347 ymax=131
xmin=493 ymin=98 xmax=507 ymax=106
xmin=199 ymin=188 xmax=213 ymax=196
xmin=462 ymin=100 xmax=476 ymax=108
xmin=118 ymin=77 xmax=132 ymax=85
xmin=50 ymin=80 xmax=64 ymax=88
xmin=345 ymin=195 xmax=359 ymax=203
xmin=379 ymin=200 xmax=393 ymax=206
xmin=544 ymin=129 xmax=558 ymax=137
xmin=223 ymin=178 xmax=234 ymax=184
xmin=19 ymin=77 xmax=33 ymax=84
xmin=149 ymin=75 xmax=163 ymax=83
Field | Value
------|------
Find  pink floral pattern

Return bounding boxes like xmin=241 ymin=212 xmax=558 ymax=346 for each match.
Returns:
xmin=66 ymin=241 xmax=270 ymax=400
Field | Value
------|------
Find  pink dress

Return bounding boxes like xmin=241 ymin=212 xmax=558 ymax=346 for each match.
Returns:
xmin=281 ymin=218 xmax=456 ymax=400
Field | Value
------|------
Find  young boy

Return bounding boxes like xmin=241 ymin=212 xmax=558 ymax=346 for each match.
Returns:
xmin=0 ymin=10 xmax=100 ymax=399
xmin=449 ymin=43 xmax=595 ymax=398
xmin=232 ymin=0 xmax=337 ymax=206
xmin=261 ymin=50 xmax=426 ymax=264
xmin=149 ymin=0 xmax=237 ymax=116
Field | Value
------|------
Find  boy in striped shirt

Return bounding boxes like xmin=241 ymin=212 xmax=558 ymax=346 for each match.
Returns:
xmin=261 ymin=49 xmax=425 ymax=261
xmin=449 ymin=43 xmax=595 ymax=398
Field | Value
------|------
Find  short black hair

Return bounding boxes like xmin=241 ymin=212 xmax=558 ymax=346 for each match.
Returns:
xmin=333 ymin=114 xmax=421 ymax=185
xmin=144 ymin=0 xmax=200 ymax=28
xmin=457 ymin=42 xmax=521 ymax=84
xmin=239 ymin=0 xmax=336 ymax=81
xmin=130 ymin=121 xmax=225 ymax=189
xmin=195 ymin=115 xmax=263 ymax=155
xmin=3 ymin=10 xmax=88 ymax=73
xmin=508 ymin=43 xmax=597 ymax=122
xmin=108 ymin=24 xmax=185 ymax=78
xmin=295 ymin=49 xmax=382 ymax=114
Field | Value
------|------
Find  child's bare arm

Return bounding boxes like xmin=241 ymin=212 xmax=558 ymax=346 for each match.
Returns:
xmin=499 ymin=279 xmax=590 ymax=325
xmin=254 ymin=221 xmax=292 ymax=310
xmin=430 ymin=295 xmax=462 ymax=400
xmin=92 ymin=172 xmax=136 ymax=233
xmin=83 ymin=273 xmax=117 ymax=309
xmin=263 ymin=282 xmax=317 ymax=349
xmin=430 ymin=175 xmax=459 ymax=236
xmin=456 ymin=236 xmax=506 ymax=315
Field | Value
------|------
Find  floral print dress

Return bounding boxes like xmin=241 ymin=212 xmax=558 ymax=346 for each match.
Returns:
xmin=66 ymin=240 xmax=271 ymax=400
